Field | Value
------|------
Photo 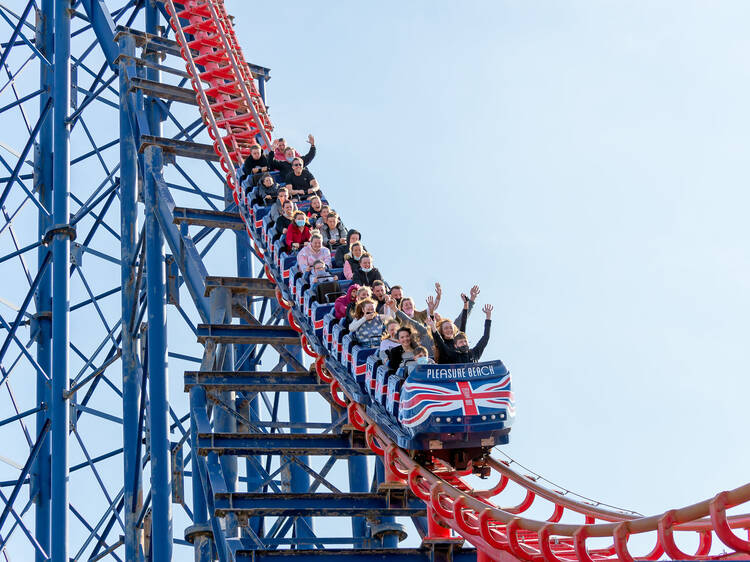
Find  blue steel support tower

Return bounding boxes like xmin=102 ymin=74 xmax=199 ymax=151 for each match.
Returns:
xmin=0 ymin=1 xmax=444 ymax=560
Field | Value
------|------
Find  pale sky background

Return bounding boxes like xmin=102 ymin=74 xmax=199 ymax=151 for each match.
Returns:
xmin=226 ymin=0 xmax=750 ymax=518
xmin=1 ymin=0 xmax=750 ymax=557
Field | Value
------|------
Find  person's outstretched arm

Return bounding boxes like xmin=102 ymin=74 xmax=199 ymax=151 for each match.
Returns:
xmin=471 ymin=305 xmax=493 ymax=361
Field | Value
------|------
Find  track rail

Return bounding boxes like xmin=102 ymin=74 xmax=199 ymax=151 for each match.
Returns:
xmin=164 ymin=1 xmax=750 ymax=559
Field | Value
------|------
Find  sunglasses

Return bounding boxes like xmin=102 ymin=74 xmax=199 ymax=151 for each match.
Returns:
xmin=292 ymin=163 xmax=302 ymax=168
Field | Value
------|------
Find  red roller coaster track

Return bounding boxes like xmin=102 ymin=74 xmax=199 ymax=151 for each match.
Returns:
xmin=163 ymin=0 xmax=750 ymax=559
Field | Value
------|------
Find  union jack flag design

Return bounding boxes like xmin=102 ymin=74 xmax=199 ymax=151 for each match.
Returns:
xmin=399 ymin=374 xmax=514 ymax=428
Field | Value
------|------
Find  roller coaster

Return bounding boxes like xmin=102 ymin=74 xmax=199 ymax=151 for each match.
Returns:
xmin=0 ymin=1 xmax=749 ymax=560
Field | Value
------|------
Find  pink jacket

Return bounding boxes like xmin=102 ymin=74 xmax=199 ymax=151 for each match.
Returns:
xmin=297 ymin=245 xmax=331 ymax=272
xmin=334 ymin=284 xmax=360 ymax=319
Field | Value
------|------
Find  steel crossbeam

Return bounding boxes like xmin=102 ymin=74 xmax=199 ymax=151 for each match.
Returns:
xmin=196 ymin=433 xmax=371 ymax=456
xmin=184 ymin=370 xmax=326 ymax=392
xmin=172 ymin=206 xmax=244 ymax=230
xmin=196 ymin=323 xmax=301 ymax=345
xmin=214 ymin=493 xmax=426 ymax=518
xmin=232 ymin=548 xmax=479 ymax=562
xmin=205 ymin=276 xmax=277 ymax=297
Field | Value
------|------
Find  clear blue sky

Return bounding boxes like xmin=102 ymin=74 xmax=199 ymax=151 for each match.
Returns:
xmin=227 ymin=0 xmax=750 ymax=518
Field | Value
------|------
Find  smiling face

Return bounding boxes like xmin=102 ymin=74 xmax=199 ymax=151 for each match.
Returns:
xmin=360 ymin=256 xmax=372 ymax=270
xmin=387 ymin=321 xmax=399 ymax=338
xmin=351 ymin=244 xmax=363 ymax=259
xmin=372 ymin=284 xmax=386 ymax=300
xmin=292 ymin=158 xmax=304 ymax=175
xmin=277 ymin=139 xmax=287 ymax=152
xmin=439 ymin=321 xmax=455 ymax=339
xmin=401 ymin=298 xmax=414 ymax=316
xmin=349 ymin=232 xmax=360 ymax=244
xmin=314 ymin=262 xmax=326 ymax=273
xmin=310 ymin=198 xmax=322 ymax=211
xmin=326 ymin=215 xmax=337 ymax=229
xmin=278 ymin=190 xmax=287 ymax=203
xmin=262 ymin=176 xmax=274 ymax=187
xmin=311 ymin=237 xmax=322 ymax=251
xmin=397 ymin=329 xmax=412 ymax=347
xmin=250 ymin=146 xmax=261 ymax=159
xmin=390 ymin=287 xmax=402 ymax=301
xmin=282 ymin=201 xmax=294 ymax=217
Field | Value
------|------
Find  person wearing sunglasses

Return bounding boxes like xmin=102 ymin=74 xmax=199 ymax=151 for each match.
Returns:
xmin=284 ymin=157 xmax=320 ymax=201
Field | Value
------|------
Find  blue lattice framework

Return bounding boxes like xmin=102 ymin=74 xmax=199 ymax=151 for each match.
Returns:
xmin=0 ymin=1 xmax=451 ymax=561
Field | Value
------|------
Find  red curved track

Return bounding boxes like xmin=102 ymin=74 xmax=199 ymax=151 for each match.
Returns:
xmin=163 ymin=1 xmax=750 ymax=559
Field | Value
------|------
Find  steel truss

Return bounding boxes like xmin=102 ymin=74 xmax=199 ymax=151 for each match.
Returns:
xmin=0 ymin=1 xmax=445 ymax=560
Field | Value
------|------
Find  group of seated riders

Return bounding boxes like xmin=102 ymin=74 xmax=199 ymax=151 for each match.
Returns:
xmin=241 ymin=135 xmax=495 ymax=379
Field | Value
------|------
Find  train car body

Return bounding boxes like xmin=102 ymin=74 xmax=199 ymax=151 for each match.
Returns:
xmin=367 ymin=360 xmax=514 ymax=454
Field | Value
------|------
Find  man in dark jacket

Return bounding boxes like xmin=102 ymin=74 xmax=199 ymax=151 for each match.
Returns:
xmin=239 ymin=144 xmax=272 ymax=186
xmin=428 ymin=304 xmax=493 ymax=364
xmin=284 ymin=157 xmax=319 ymax=200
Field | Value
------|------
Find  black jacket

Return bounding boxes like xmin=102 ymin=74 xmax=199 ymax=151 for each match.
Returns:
xmin=352 ymin=267 xmax=382 ymax=287
xmin=271 ymin=145 xmax=316 ymax=177
xmin=387 ymin=345 xmax=415 ymax=373
xmin=432 ymin=319 xmax=491 ymax=364
xmin=284 ymin=168 xmax=317 ymax=197
xmin=274 ymin=215 xmax=292 ymax=241
xmin=240 ymin=152 xmax=273 ymax=184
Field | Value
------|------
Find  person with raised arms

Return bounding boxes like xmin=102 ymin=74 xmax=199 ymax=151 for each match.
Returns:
xmin=427 ymin=304 xmax=494 ymax=364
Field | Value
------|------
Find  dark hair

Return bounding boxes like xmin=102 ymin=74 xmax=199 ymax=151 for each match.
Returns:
xmin=397 ymin=326 xmax=413 ymax=337
xmin=455 ymin=332 xmax=468 ymax=342
xmin=390 ymin=285 xmax=402 ymax=291
xmin=397 ymin=326 xmax=417 ymax=348
xmin=347 ymin=229 xmax=361 ymax=244
xmin=372 ymin=280 xmax=385 ymax=288
xmin=414 ymin=346 xmax=428 ymax=356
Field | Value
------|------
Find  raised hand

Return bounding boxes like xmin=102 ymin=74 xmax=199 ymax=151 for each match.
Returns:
xmin=308 ymin=134 xmax=315 ymax=145
xmin=470 ymin=285 xmax=480 ymax=302
xmin=426 ymin=295 xmax=437 ymax=313
xmin=434 ymin=282 xmax=442 ymax=297
xmin=482 ymin=304 xmax=493 ymax=319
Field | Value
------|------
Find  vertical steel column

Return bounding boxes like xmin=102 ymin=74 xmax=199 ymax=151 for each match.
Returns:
xmin=257 ymin=78 xmax=266 ymax=104
xmin=374 ymin=459 xmax=397 ymax=547
xmin=145 ymin=1 xmax=161 ymax=134
xmin=347 ymin=454 xmax=368 ymax=547
xmin=144 ymin=144 xmax=172 ymax=561
xmin=32 ymin=1 xmax=53 ymax=559
xmin=144 ymin=4 xmax=172 ymax=559
xmin=50 ymin=0 xmax=71 ymax=559
xmin=287 ymin=346 xmax=314 ymax=547
xmin=184 ymin=222 xmax=212 ymax=562
xmin=210 ymin=283 xmax=238 ymax=538
xmin=119 ymin=34 xmax=144 ymax=562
